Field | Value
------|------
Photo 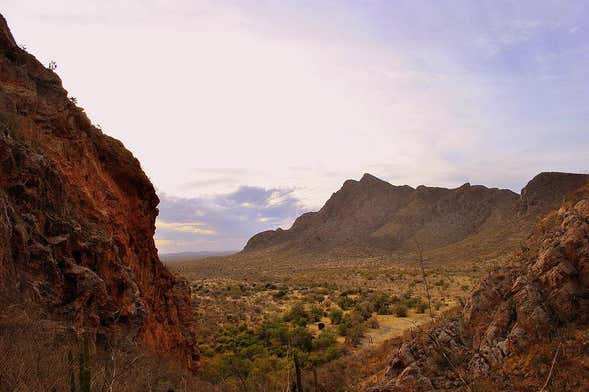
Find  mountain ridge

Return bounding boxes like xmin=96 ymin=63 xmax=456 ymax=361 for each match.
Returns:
xmin=244 ymin=172 xmax=589 ymax=260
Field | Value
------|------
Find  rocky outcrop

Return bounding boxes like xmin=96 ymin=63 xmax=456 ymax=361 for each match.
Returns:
xmin=520 ymin=171 xmax=589 ymax=214
xmin=368 ymin=183 xmax=589 ymax=391
xmin=244 ymin=172 xmax=588 ymax=258
xmin=0 ymin=14 xmax=197 ymax=367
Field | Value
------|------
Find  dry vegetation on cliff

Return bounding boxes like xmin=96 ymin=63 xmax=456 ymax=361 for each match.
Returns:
xmin=0 ymin=299 xmax=214 ymax=392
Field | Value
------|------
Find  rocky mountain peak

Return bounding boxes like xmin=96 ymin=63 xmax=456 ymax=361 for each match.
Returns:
xmin=0 ymin=14 xmax=16 ymax=48
xmin=244 ymin=172 xmax=588 ymax=261
xmin=359 ymin=172 xmax=386 ymax=184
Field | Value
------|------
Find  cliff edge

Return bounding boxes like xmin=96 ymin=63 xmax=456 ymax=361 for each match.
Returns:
xmin=0 ymin=14 xmax=197 ymax=367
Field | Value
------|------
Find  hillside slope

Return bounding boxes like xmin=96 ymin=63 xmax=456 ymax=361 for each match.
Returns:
xmin=0 ymin=14 xmax=197 ymax=367
xmin=244 ymin=172 xmax=589 ymax=261
xmin=367 ymin=182 xmax=589 ymax=391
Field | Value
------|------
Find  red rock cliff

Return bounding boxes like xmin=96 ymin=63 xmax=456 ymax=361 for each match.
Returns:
xmin=0 ymin=14 xmax=197 ymax=367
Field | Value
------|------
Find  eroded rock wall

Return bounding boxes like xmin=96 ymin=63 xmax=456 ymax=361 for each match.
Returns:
xmin=0 ymin=14 xmax=197 ymax=367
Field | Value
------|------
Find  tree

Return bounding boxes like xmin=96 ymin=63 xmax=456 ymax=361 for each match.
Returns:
xmin=370 ymin=292 xmax=393 ymax=315
xmin=288 ymin=327 xmax=313 ymax=352
xmin=346 ymin=323 xmax=365 ymax=346
xmin=218 ymin=353 xmax=251 ymax=391
xmin=284 ymin=303 xmax=309 ymax=327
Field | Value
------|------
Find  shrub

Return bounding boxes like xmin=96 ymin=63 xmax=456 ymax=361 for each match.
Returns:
xmin=345 ymin=323 xmax=365 ymax=346
xmin=328 ymin=308 xmax=343 ymax=325
xmin=370 ymin=292 xmax=392 ymax=315
xmin=273 ymin=289 xmax=288 ymax=299
xmin=312 ymin=329 xmax=337 ymax=350
xmin=354 ymin=301 xmax=373 ymax=320
xmin=284 ymin=303 xmax=309 ymax=326
xmin=367 ymin=316 xmax=379 ymax=329
xmin=398 ymin=294 xmax=420 ymax=309
xmin=336 ymin=295 xmax=357 ymax=310
xmin=393 ymin=305 xmax=408 ymax=317
xmin=415 ymin=303 xmax=428 ymax=314
xmin=337 ymin=312 xmax=364 ymax=337
xmin=309 ymin=305 xmax=323 ymax=322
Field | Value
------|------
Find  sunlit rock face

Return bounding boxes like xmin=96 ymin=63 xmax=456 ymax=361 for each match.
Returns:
xmin=0 ymin=13 xmax=197 ymax=368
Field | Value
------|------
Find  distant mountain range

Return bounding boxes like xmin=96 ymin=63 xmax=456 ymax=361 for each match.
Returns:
xmin=160 ymin=250 xmax=237 ymax=262
xmin=243 ymin=172 xmax=589 ymax=262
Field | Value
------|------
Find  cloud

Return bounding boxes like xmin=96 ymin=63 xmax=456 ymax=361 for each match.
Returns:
xmin=154 ymin=186 xmax=306 ymax=253
xmin=155 ymin=220 xmax=216 ymax=235
xmin=4 ymin=0 xmax=588 ymax=232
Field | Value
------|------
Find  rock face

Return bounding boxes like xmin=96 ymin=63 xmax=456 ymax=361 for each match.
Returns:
xmin=368 ymin=183 xmax=589 ymax=391
xmin=0 ymin=14 xmax=197 ymax=367
xmin=520 ymin=171 xmax=589 ymax=214
xmin=244 ymin=172 xmax=588 ymax=258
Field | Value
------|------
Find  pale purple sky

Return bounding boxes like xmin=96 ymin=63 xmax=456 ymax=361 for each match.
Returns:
xmin=3 ymin=1 xmax=588 ymax=252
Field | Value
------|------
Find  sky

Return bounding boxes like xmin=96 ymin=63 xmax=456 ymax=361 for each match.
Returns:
xmin=3 ymin=1 xmax=589 ymax=253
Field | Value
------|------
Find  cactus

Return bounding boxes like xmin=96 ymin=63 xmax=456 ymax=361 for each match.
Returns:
xmin=68 ymin=350 xmax=76 ymax=392
xmin=77 ymin=336 xmax=91 ymax=392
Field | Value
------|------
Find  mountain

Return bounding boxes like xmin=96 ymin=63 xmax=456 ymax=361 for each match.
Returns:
xmin=367 ymin=181 xmax=589 ymax=391
xmin=244 ymin=172 xmax=589 ymax=261
xmin=0 ymin=14 xmax=197 ymax=367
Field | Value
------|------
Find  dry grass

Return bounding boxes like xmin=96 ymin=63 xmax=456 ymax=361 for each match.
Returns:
xmin=0 ymin=301 xmax=215 ymax=392
xmin=167 ymin=252 xmax=481 ymax=390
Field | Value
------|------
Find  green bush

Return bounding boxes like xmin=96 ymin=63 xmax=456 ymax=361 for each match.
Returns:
xmin=354 ymin=301 xmax=373 ymax=320
xmin=312 ymin=329 xmax=337 ymax=350
xmin=337 ymin=312 xmax=364 ymax=337
xmin=309 ymin=305 xmax=323 ymax=322
xmin=328 ymin=308 xmax=343 ymax=324
xmin=393 ymin=305 xmax=408 ymax=317
xmin=345 ymin=323 xmax=365 ymax=346
xmin=284 ymin=302 xmax=309 ymax=326
xmin=336 ymin=295 xmax=357 ymax=310
xmin=288 ymin=326 xmax=313 ymax=352
xmin=369 ymin=292 xmax=392 ymax=315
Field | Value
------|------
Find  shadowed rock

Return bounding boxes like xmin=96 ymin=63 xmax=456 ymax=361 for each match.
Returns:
xmin=0 ymin=13 xmax=197 ymax=368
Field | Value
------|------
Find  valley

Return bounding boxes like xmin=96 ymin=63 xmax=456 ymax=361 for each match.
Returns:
xmin=166 ymin=171 xmax=589 ymax=390
xmin=2 ymin=5 xmax=589 ymax=392
xmin=169 ymin=254 xmax=475 ymax=390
